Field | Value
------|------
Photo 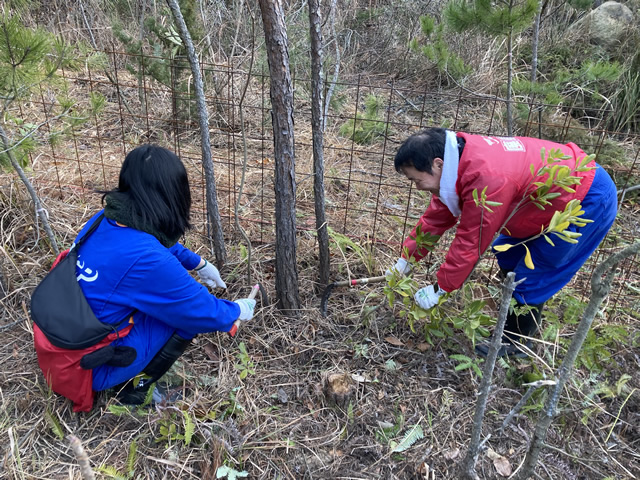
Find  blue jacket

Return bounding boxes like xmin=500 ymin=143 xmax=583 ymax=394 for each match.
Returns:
xmin=74 ymin=210 xmax=239 ymax=390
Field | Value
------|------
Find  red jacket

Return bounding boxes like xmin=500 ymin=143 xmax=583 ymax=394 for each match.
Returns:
xmin=403 ymin=133 xmax=595 ymax=293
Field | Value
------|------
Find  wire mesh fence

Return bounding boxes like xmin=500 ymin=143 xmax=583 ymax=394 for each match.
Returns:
xmin=16 ymin=48 xmax=640 ymax=313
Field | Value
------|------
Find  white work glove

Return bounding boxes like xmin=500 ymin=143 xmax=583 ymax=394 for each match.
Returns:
xmin=385 ymin=257 xmax=412 ymax=277
xmin=196 ymin=260 xmax=227 ymax=289
xmin=234 ymin=298 xmax=257 ymax=321
xmin=414 ymin=284 xmax=446 ymax=310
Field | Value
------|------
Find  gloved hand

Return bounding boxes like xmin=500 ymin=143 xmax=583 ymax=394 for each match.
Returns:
xmin=196 ymin=260 xmax=227 ymax=289
xmin=234 ymin=298 xmax=257 ymax=321
xmin=385 ymin=257 xmax=411 ymax=277
xmin=414 ymin=284 xmax=446 ymax=310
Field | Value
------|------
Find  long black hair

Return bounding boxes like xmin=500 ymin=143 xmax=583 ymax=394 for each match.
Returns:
xmin=394 ymin=128 xmax=447 ymax=174
xmin=103 ymin=144 xmax=191 ymax=240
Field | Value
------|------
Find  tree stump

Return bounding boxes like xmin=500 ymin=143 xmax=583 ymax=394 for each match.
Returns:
xmin=323 ymin=372 xmax=355 ymax=408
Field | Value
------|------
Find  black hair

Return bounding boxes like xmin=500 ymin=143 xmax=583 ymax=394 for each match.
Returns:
xmin=394 ymin=127 xmax=447 ymax=174
xmin=103 ymin=144 xmax=191 ymax=239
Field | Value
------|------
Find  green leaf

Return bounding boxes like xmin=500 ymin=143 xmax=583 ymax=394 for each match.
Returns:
xmin=127 ymin=439 xmax=137 ymax=475
xmin=182 ymin=411 xmax=194 ymax=446
xmin=45 ymin=409 xmax=65 ymax=440
xmin=216 ymin=465 xmax=249 ymax=479
xmin=390 ymin=424 xmax=424 ymax=453
xmin=107 ymin=404 xmax=132 ymax=416
xmin=543 ymin=234 xmax=555 ymax=247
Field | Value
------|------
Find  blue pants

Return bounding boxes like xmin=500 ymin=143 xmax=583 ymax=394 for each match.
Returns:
xmin=493 ymin=165 xmax=617 ymax=305
xmin=92 ymin=316 xmax=194 ymax=391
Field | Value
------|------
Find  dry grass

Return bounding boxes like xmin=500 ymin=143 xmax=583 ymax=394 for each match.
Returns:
xmin=1 ymin=66 xmax=639 ymax=480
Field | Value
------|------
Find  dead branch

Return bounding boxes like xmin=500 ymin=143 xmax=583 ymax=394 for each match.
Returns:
xmin=235 ymin=8 xmax=257 ymax=287
xmin=462 ymin=272 xmax=525 ymax=479
xmin=0 ymin=124 xmax=59 ymax=254
xmin=67 ymin=435 xmax=96 ymax=480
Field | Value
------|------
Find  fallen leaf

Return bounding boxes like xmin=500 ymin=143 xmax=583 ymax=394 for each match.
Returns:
xmin=277 ymin=388 xmax=288 ymax=404
xmin=418 ymin=462 xmax=431 ymax=476
xmin=443 ymin=447 xmax=460 ymax=460
xmin=203 ymin=343 xmax=219 ymax=361
xmin=416 ymin=342 xmax=430 ymax=352
xmin=351 ymin=373 xmax=371 ymax=383
xmin=384 ymin=336 xmax=404 ymax=346
xmin=487 ymin=448 xmax=512 ymax=477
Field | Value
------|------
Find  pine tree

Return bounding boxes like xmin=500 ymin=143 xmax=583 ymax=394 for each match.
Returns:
xmin=0 ymin=13 xmax=104 ymax=253
xmin=445 ymin=0 xmax=539 ymax=135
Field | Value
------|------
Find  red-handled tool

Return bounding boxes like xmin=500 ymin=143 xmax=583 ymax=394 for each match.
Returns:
xmin=320 ymin=275 xmax=387 ymax=317
xmin=229 ymin=284 xmax=260 ymax=337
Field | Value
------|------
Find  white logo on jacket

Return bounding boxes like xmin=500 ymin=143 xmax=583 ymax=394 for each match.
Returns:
xmin=76 ymin=257 xmax=99 ymax=282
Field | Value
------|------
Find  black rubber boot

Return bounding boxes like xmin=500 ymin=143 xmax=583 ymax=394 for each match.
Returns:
xmin=116 ymin=333 xmax=192 ymax=405
xmin=475 ymin=301 xmax=544 ymax=359
xmin=504 ymin=302 xmax=544 ymax=342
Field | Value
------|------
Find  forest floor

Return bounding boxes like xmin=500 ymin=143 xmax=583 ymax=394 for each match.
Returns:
xmin=1 ymin=157 xmax=639 ymax=479
xmin=1 ymin=59 xmax=639 ymax=479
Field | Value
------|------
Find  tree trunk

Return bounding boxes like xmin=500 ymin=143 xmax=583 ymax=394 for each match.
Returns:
xmin=530 ymin=0 xmax=542 ymax=83
xmin=308 ymin=0 xmax=330 ymax=288
xmin=258 ymin=0 xmax=301 ymax=312
xmin=166 ymin=0 xmax=227 ymax=267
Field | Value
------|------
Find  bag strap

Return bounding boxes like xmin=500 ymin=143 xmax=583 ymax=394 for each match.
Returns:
xmin=73 ymin=213 xmax=105 ymax=249
xmin=71 ymin=212 xmax=136 ymax=332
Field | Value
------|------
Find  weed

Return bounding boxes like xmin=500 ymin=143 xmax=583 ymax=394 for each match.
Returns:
xmin=328 ymin=227 xmax=376 ymax=276
xmin=450 ymin=354 xmax=484 ymax=378
xmin=97 ymin=439 xmax=137 ymax=479
xmin=44 ymin=408 xmax=64 ymax=440
xmin=155 ymin=410 xmax=195 ymax=447
xmin=353 ymin=342 xmax=370 ymax=359
xmin=375 ymin=414 xmax=404 ymax=445
xmin=220 ymin=387 xmax=245 ymax=419
xmin=339 ymin=94 xmax=387 ymax=145
xmin=234 ymin=342 xmax=255 ymax=380
xmin=216 ymin=465 xmax=249 ymax=479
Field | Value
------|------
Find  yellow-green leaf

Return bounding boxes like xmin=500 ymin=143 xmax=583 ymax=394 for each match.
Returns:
xmin=493 ymin=244 xmax=513 ymax=252
xmin=524 ymin=245 xmax=534 ymax=270
xmin=543 ymin=234 xmax=555 ymax=247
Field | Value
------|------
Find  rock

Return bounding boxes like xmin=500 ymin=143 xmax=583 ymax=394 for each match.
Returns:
xmin=565 ymin=1 xmax=636 ymax=51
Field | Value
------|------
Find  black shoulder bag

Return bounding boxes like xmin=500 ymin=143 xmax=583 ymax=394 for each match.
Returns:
xmin=30 ymin=213 xmax=124 ymax=350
